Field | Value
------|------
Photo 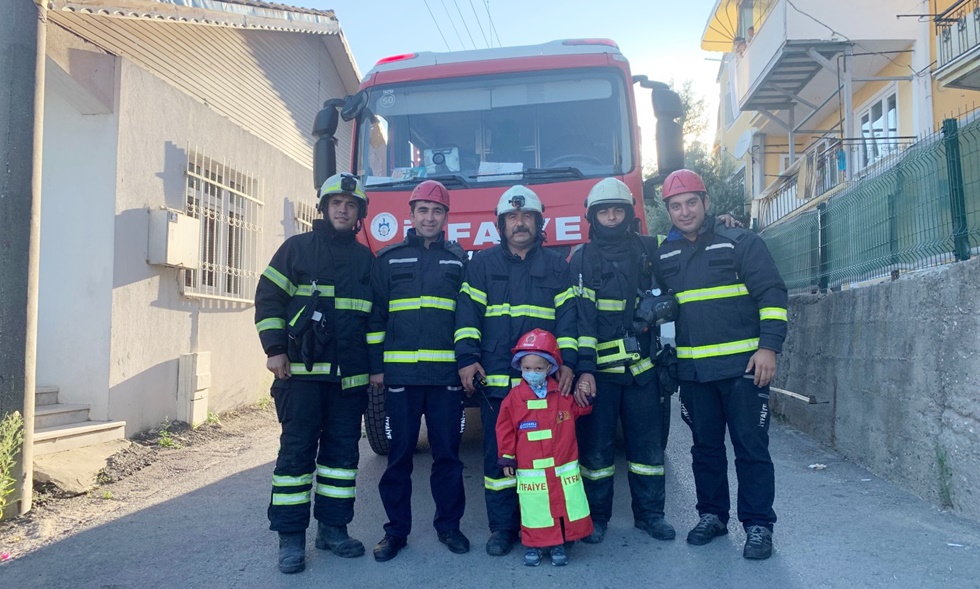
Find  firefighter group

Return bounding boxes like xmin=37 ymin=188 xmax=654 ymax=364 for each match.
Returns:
xmin=254 ymin=169 xmax=788 ymax=573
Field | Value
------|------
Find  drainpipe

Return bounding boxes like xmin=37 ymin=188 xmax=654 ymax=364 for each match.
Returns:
xmin=0 ymin=0 xmax=44 ymax=516
xmin=842 ymin=44 xmax=854 ymax=181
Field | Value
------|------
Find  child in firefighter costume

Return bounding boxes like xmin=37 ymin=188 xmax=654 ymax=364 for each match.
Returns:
xmin=496 ymin=329 xmax=596 ymax=566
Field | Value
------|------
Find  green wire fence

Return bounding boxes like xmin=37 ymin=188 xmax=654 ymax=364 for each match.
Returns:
xmin=761 ymin=114 xmax=980 ymax=293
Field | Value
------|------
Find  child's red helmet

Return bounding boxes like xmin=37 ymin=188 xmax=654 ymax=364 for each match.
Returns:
xmin=510 ymin=328 xmax=563 ymax=372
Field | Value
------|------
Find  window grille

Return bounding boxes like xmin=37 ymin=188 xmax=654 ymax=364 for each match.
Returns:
xmin=182 ymin=152 xmax=263 ymax=303
xmin=294 ymin=199 xmax=318 ymax=233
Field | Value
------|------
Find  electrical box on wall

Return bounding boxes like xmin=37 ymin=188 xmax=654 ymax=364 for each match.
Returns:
xmin=147 ymin=209 xmax=200 ymax=268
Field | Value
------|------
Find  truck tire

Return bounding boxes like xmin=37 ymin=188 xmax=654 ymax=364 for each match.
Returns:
xmin=364 ymin=386 xmax=389 ymax=455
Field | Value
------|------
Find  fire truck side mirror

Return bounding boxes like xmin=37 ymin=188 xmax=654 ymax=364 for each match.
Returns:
xmin=655 ymin=119 xmax=684 ymax=178
xmin=341 ymin=90 xmax=368 ymax=122
xmin=651 ymin=87 xmax=684 ymax=120
xmin=650 ymin=87 xmax=685 ymax=179
xmin=313 ymin=99 xmax=345 ymax=190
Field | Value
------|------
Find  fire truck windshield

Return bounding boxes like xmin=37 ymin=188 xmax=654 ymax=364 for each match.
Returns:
xmin=355 ymin=68 xmax=633 ymax=189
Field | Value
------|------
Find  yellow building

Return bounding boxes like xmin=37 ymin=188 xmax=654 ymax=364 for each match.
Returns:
xmin=703 ymin=0 xmax=980 ymax=228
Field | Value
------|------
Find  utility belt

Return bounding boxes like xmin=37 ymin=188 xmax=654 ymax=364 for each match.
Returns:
xmin=595 ymin=333 xmax=642 ymax=369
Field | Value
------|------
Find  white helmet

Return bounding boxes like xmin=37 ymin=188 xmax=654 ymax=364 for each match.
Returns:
xmin=585 ymin=177 xmax=634 ymax=213
xmin=495 ymin=185 xmax=544 ymax=216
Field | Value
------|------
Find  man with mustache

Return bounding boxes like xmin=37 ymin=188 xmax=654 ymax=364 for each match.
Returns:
xmin=455 ymin=185 xmax=582 ymax=556
xmin=367 ymin=180 xmax=470 ymax=561
xmin=254 ymin=173 xmax=374 ymax=573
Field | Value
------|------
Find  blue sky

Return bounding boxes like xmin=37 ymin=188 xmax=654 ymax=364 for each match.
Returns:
xmin=300 ymin=0 xmax=724 ymax=154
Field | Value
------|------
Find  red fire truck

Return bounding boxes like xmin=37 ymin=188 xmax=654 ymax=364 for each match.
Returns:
xmin=313 ymin=39 xmax=685 ymax=452
xmin=314 ymin=38 xmax=684 ymax=253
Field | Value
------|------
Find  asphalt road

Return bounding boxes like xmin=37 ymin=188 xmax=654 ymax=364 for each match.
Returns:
xmin=2 ymin=405 xmax=979 ymax=589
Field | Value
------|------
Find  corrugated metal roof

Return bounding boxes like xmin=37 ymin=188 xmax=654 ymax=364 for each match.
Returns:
xmin=49 ymin=0 xmax=339 ymax=35
xmin=213 ymin=0 xmax=334 ymax=18
xmin=155 ymin=0 xmax=335 ymax=20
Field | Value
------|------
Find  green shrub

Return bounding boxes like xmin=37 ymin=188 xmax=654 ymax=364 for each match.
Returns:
xmin=0 ymin=411 xmax=25 ymax=520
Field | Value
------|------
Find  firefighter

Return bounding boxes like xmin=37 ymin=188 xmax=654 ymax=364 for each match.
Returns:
xmin=368 ymin=180 xmax=470 ymax=562
xmin=455 ymin=185 xmax=579 ymax=556
xmin=570 ymin=177 xmax=676 ymax=545
xmin=652 ymin=169 xmax=788 ymax=560
xmin=254 ymin=173 xmax=374 ymax=574
xmin=496 ymin=329 xmax=595 ymax=567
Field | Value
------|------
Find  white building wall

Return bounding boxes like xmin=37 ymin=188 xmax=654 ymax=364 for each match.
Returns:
xmin=37 ymin=63 xmax=119 ymax=420
xmin=108 ymin=58 xmax=327 ymax=434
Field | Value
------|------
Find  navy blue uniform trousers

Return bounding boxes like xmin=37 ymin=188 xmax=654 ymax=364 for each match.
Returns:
xmin=378 ymin=385 xmax=466 ymax=538
xmin=679 ymin=376 xmax=776 ymax=530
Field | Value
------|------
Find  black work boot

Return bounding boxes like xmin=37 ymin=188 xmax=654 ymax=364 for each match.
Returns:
xmin=373 ymin=534 xmax=407 ymax=562
xmin=686 ymin=514 xmax=728 ymax=545
xmin=743 ymin=525 xmax=773 ymax=560
xmin=581 ymin=521 xmax=607 ymax=544
xmin=635 ymin=516 xmax=676 ymax=541
xmin=277 ymin=532 xmax=306 ymax=574
xmin=438 ymin=529 xmax=471 ymax=554
xmin=485 ymin=530 xmax=517 ymax=556
xmin=315 ymin=523 xmax=366 ymax=558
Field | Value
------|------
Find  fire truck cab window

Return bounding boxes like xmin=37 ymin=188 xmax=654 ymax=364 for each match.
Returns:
xmin=357 ymin=70 xmax=633 ymax=187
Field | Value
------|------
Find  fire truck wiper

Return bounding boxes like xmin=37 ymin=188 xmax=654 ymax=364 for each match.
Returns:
xmin=365 ymin=174 xmax=469 ymax=190
xmin=426 ymin=174 xmax=470 ymax=188
xmin=522 ymin=167 xmax=585 ymax=181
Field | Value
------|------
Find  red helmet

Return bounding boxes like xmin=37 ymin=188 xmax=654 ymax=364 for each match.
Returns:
xmin=661 ymin=169 xmax=707 ymax=201
xmin=510 ymin=328 xmax=563 ymax=372
xmin=409 ymin=180 xmax=451 ymax=211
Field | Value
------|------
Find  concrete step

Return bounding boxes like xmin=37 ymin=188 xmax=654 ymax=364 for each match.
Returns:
xmin=33 ymin=420 xmax=127 ymax=456
xmin=34 ymin=439 xmax=132 ymax=495
xmin=36 ymin=385 xmax=60 ymax=407
xmin=34 ymin=403 xmax=91 ymax=430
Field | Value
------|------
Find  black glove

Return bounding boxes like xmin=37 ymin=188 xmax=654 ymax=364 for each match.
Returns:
xmin=656 ymin=344 xmax=679 ymax=395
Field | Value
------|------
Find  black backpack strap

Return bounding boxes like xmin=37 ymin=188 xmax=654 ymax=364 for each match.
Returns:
xmin=581 ymin=242 xmax=604 ymax=290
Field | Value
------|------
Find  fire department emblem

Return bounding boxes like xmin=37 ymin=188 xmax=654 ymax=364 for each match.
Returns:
xmin=371 ymin=212 xmax=398 ymax=242
xmin=556 ymin=411 xmax=570 ymax=424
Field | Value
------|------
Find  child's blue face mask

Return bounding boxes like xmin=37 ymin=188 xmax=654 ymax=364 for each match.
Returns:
xmin=522 ymin=371 xmax=548 ymax=397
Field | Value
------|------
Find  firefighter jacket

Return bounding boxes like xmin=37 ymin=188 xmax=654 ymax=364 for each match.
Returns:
xmin=254 ymin=219 xmax=374 ymax=388
xmin=367 ymin=229 xmax=467 ymax=386
xmin=570 ymin=233 xmax=661 ymax=386
xmin=496 ymin=378 xmax=593 ymax=547
xmin=454 ymin=243 xmax=578 ymax=398
xmin=652 ymin=216 xmax=788 ymax=383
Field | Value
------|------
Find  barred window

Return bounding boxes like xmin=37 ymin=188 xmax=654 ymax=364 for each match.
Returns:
xmin=294 ymin=199 xmax=318 ymax=234
xmin=182 ymin=152 xmax=263 ymax=303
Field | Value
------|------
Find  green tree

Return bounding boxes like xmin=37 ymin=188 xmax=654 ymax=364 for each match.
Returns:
xmin=644 ymin=80 xmax=748 ymax=236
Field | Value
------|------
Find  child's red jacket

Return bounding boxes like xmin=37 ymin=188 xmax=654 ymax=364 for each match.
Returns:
xmin=496 ymin=378 xmax=594 ymax=547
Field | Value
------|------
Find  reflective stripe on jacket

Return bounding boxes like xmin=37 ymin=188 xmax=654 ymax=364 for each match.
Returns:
xmin=368 ymin=230 xmax=466 ymax=386
xmin=496 ymin=379 xmax=593 ymax=547
xmin=254 ymin=219 xmax=373 ymax=385
xmin=454 ymin=243 xmax=577 ymax=398
xmin=569 ymin=233 xmax=661 ymax=385
xmin=653 ymin=216 xmax=788 ymax=383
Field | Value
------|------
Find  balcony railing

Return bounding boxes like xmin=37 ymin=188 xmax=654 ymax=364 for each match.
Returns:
xmin=937 ymin=0 xmax=980 ymax=68
xmin=756 ymin=137 xmax=916 ymax=228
